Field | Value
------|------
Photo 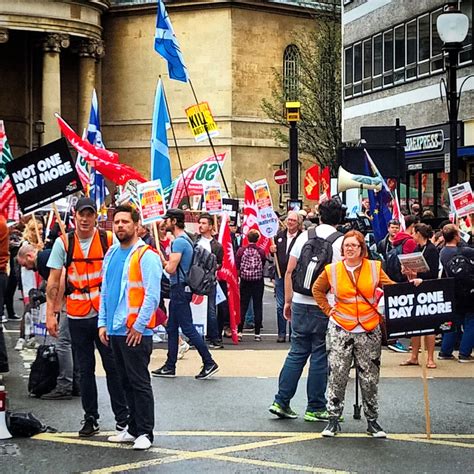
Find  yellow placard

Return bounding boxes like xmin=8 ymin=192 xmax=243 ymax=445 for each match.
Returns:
xmin=185 ymin=102 xmax=219 ymax=143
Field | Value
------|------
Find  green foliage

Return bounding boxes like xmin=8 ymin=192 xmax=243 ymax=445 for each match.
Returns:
xmin=262 ymin=5 xmax=341 ymax=173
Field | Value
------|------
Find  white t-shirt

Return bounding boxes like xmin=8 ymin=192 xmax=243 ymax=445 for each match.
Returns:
xmin=197 ymin=236 xmax=212 ymax=253
xmin=290 ymin=224 xmax=344 ymax=305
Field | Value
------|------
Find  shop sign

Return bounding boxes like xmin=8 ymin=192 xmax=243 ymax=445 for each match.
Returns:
xmin=405 ymin=130 xmax=444 ymax=154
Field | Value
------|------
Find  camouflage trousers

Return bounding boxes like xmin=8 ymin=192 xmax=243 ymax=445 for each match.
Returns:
xmin=326 ymin=323 xmax=382 ymax=420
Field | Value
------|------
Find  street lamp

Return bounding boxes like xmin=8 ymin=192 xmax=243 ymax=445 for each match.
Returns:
xmin=436 ymin=3 xmax=469 ymax=187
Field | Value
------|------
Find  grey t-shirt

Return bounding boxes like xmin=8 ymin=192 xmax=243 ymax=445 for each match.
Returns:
xmin=47 ymin=233 xmax=97 ymax=319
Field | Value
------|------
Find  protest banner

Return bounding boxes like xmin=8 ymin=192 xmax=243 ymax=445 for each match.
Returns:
xmin=384 ymin=279 xmax=455 ymax=339
xmin=203 ymin=182 xmax=222 ymax=214
xmin=6 ymin=138 xmax=83 ymax=214
xmin=185 ymin=102 xmax=219 ymax=143
xmin=448 ymin=182 xmax=474 ymax=218
xmin=398 ymin=252 xmax=430 ymax=274
xmin=137 ymin=179 xmax=167 ymax=225
xmin=222 ymin=198 xmax=239 ymax=227
xmin=252 ymin=179 xmax=278 ymax=238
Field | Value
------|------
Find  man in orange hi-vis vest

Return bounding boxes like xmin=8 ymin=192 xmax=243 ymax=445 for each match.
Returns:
xmin=98 ymin=205 xmax=162 ymax=451
xmin=46 ymin=197 xmax=129 ymax=438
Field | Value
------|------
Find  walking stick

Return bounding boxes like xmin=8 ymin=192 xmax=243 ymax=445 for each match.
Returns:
xmin=353 ymin=363 xmax=362 ymax=420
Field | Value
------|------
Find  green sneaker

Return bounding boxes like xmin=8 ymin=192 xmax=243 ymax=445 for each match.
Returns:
xmin=269 ymin=402 xmax=298 ymax=419
xmin=304 ymin=410 xmax=344 ymax=422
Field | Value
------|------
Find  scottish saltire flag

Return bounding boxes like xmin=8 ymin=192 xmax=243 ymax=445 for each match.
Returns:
xmin=87 ymin=90 xmax=108 ymax=219
xmin=364 ymin=150 xmax=393 ymax=243
xmin=154 ymin=0 xmax=189 ymax=82
xmin=151 ymin=79 xmax=172 ymax=187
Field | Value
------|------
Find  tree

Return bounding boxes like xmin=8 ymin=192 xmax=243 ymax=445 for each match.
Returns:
xmin=262 ymin=3 xmax=341 ymax=173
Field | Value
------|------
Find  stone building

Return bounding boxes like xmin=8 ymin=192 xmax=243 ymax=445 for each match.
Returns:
xmin=0 ymin=0 xmax=337 ymax=208
xmin=343 ymin=0 xmax=473 ymax=216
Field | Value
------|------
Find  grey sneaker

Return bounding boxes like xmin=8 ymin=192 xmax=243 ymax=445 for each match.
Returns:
xmin=321 ymin=418 xmax=341 ymax=437
xmin=269 ymin=402 xmax=298 ymax=419
xmin=41 ymin=388 xmax=72 ymax=400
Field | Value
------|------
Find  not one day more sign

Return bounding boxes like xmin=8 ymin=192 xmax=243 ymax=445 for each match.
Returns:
xmin=6 ymin=138 xmax=83 ymax=214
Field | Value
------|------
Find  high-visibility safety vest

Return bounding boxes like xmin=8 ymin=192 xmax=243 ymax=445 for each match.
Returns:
xmin=62 ymin=230 xmax=113 ymax=317
xmin=126 ymin=245 xmax=160 ymax=330
xmin=325 ymin=259 xmax=381 ymax=332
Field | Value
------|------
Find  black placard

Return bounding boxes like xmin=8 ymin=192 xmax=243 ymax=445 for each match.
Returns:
xmin=222 ymin=198 xmax=239 ymax=227
xmin=384 ymin=279 xmax=456 ymax=338
xmin=6 ymin=138 xmax=83 ymax=214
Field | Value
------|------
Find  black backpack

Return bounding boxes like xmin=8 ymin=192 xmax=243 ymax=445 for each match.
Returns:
xmin=445 ymin=250 xmax=474 ymax=304
xmin=7 ymin=412 xmax=56 ymax=437
xmin=28 ymin=344 xmax=59 ymax=398
xmin=187 ymin=242 xmax=218 ymax=296
xmin=292 ymin=227 xmax=342 ymax=296
xmin=384 ymin=239 xmax=407 ymax=282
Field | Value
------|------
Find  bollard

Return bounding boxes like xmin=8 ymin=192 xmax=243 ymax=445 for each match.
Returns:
xmin=0 ymin=384 xmax=12 ymax=439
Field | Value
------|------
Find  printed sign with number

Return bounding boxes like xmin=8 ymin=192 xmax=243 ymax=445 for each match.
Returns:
xmin=203 ymin=183 xmax=223 ymax=214
xmin=137 ymin=179 xmax=167 ymax=225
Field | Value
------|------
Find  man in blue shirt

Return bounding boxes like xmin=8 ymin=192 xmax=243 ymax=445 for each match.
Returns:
xmin=152 ymin=208 xmax=219 ymax=380
xmin=98 ymin=205 xmax=162 ymax=451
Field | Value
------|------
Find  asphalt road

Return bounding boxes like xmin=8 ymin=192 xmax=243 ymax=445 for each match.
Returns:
xmin=1 ymin=287 xmax=473 ymax=473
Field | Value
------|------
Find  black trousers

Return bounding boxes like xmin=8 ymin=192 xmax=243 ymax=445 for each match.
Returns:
xmin=5 ymin=252 xmax=18 ymax=318
xmin=110 ymin=336 xmax=154 ymax=441
xmin=0 ymin=273 xmax=8 ymax=372
xmin=68 ymin=316 xmax=128 ymax=424
xmin=238 ymin=279 xmax=264 ymax=334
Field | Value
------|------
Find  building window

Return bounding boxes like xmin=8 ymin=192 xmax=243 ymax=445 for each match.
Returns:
xmin=344 ymin=5 xmax=473 ymax=99
xmin=283 ymin=45 xmax=300 ymax=101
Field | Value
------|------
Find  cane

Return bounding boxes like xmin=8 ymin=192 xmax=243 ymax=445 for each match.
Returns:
xmin=353 ymin=364 xmax=362 ymax=420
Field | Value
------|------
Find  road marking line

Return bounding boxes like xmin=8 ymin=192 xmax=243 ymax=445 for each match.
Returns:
xmin=390 ymin=435 xmax=474 ymax=449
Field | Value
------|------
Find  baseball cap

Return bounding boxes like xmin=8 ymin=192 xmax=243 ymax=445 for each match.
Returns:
xmin=163 ymin=208 xmax=185 ymax=221
xmin=75 ymin=197 xmax=97 ymax=213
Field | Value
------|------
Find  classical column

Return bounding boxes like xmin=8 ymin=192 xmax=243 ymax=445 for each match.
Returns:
xmin=41 ymin=33 xmax=69 ymax=144
xmin=77 ymin=39 xmax=105 ymax=134
xmin=0 ymin=28 xmax=9 ymax=44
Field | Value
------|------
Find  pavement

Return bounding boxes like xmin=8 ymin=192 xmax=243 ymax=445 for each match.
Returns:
xmin=1 ymin=287 xmax=473 ymax=473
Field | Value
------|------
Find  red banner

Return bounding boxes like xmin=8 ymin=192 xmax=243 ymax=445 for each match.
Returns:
xmin=217 ymin=213 xmax=240 ymax=344
xmin=56 ymin=115 xmax=147 ymax=185
xmin=241 ymin=181 xmax=271 ymax=254
xmin=304 ymin=164 xmax=320 ymax=200
xmin=320 ymin=166 xmax=331 ymax=203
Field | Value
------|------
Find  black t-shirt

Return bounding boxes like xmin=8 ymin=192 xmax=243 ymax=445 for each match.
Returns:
xmin=440 ymin=245 xmax=474 ymax=275
xmin=36 ymin=249 xmax=52 ymax=281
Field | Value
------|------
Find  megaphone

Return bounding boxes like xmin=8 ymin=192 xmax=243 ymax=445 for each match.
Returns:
xmin=0 ymin=384 xmax=12 ymax=439
xmin=337 ymin=166 xmax=383 ymax=193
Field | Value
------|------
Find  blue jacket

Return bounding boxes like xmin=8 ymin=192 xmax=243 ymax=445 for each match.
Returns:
xmin=98 ymin=239 xmax=162 ymax=336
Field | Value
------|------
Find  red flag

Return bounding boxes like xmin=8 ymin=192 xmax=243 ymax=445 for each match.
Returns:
xmin=217 ymin=213 xmax=240 ymax=344
xmin=241 ymin=181 xmax=271 ymax=254
xmin=319 ymin=166 xmax=331 ymax=203
xmin=391 ymin=188 xmax=406 ymax=231
xmin=304 ymin=164 xmax=320 ymax=200
xmin=0 ymin=177 xmax=18 ymax=221
xmin=56 ymin=114 xmax=147 ymax=185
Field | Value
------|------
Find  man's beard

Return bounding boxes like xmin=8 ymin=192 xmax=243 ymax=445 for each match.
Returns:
xmin=116 ymin=232 xmax=134 ymax=244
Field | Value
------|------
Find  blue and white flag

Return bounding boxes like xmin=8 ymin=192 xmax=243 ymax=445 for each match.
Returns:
xmin=154 ymin=0 xmax=189 ymax=82
xmin=87 ymin=89 xmax=108 ymax=219
xmin=151 ymin=79 xmax=172 ymax=188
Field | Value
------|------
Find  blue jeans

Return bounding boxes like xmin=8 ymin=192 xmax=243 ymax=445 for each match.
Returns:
xmin=206 ymin=284 xmax=219 ymax=340
xmin=245 ymin=299 xmax=254 ymax=325
xmin=441 ymin=312 xmax=474 ymax=357
xmin=274 ymin=303 xmax=328 ymax=412
xmin=275 ymin=276 xmax=289 ymax=337
xmin=166 ymin=284 xmax=214 ymax=370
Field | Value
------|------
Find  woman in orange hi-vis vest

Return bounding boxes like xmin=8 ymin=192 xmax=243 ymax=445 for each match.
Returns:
xmin=312 ymin=230 xmax=421 ymax=439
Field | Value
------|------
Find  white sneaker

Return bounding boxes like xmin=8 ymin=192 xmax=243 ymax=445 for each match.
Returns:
xmin=1 ymin=315 xmax=7 ymax=323
xmin=133 ymin=434 xmax=152 ymax=450
xmin=152 ymin=334 xmax=163 ymax=343
xmin=14 ymin=338 xmax=25 ymax=351
xmin=107 ymin=430 xmax=136 ymax=443
xmin=178 ymin=341 xmax=190 ymax=360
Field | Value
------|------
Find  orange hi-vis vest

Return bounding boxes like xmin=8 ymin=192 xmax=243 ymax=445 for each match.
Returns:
xmin=63 ymin=229 xmax=113 ymax=317
xmin=126 ymin=245 xmax=160 ymax=330
xmin=325 ymin=259 xmax=381 ymax=332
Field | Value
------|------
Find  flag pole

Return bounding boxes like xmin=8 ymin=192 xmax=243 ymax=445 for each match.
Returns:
xmin=160 ymin=77 xmax=191 ymax=207
xmin=188 ymin=78 xmax=230 ymax=196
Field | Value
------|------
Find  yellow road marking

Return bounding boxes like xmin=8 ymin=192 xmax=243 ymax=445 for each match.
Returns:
xmin=32 ymin=430 xmax=474 ymax=474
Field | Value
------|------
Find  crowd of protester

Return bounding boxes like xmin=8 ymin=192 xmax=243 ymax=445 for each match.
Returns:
xmin=0 ymin=195 xmax=473 ymax=446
